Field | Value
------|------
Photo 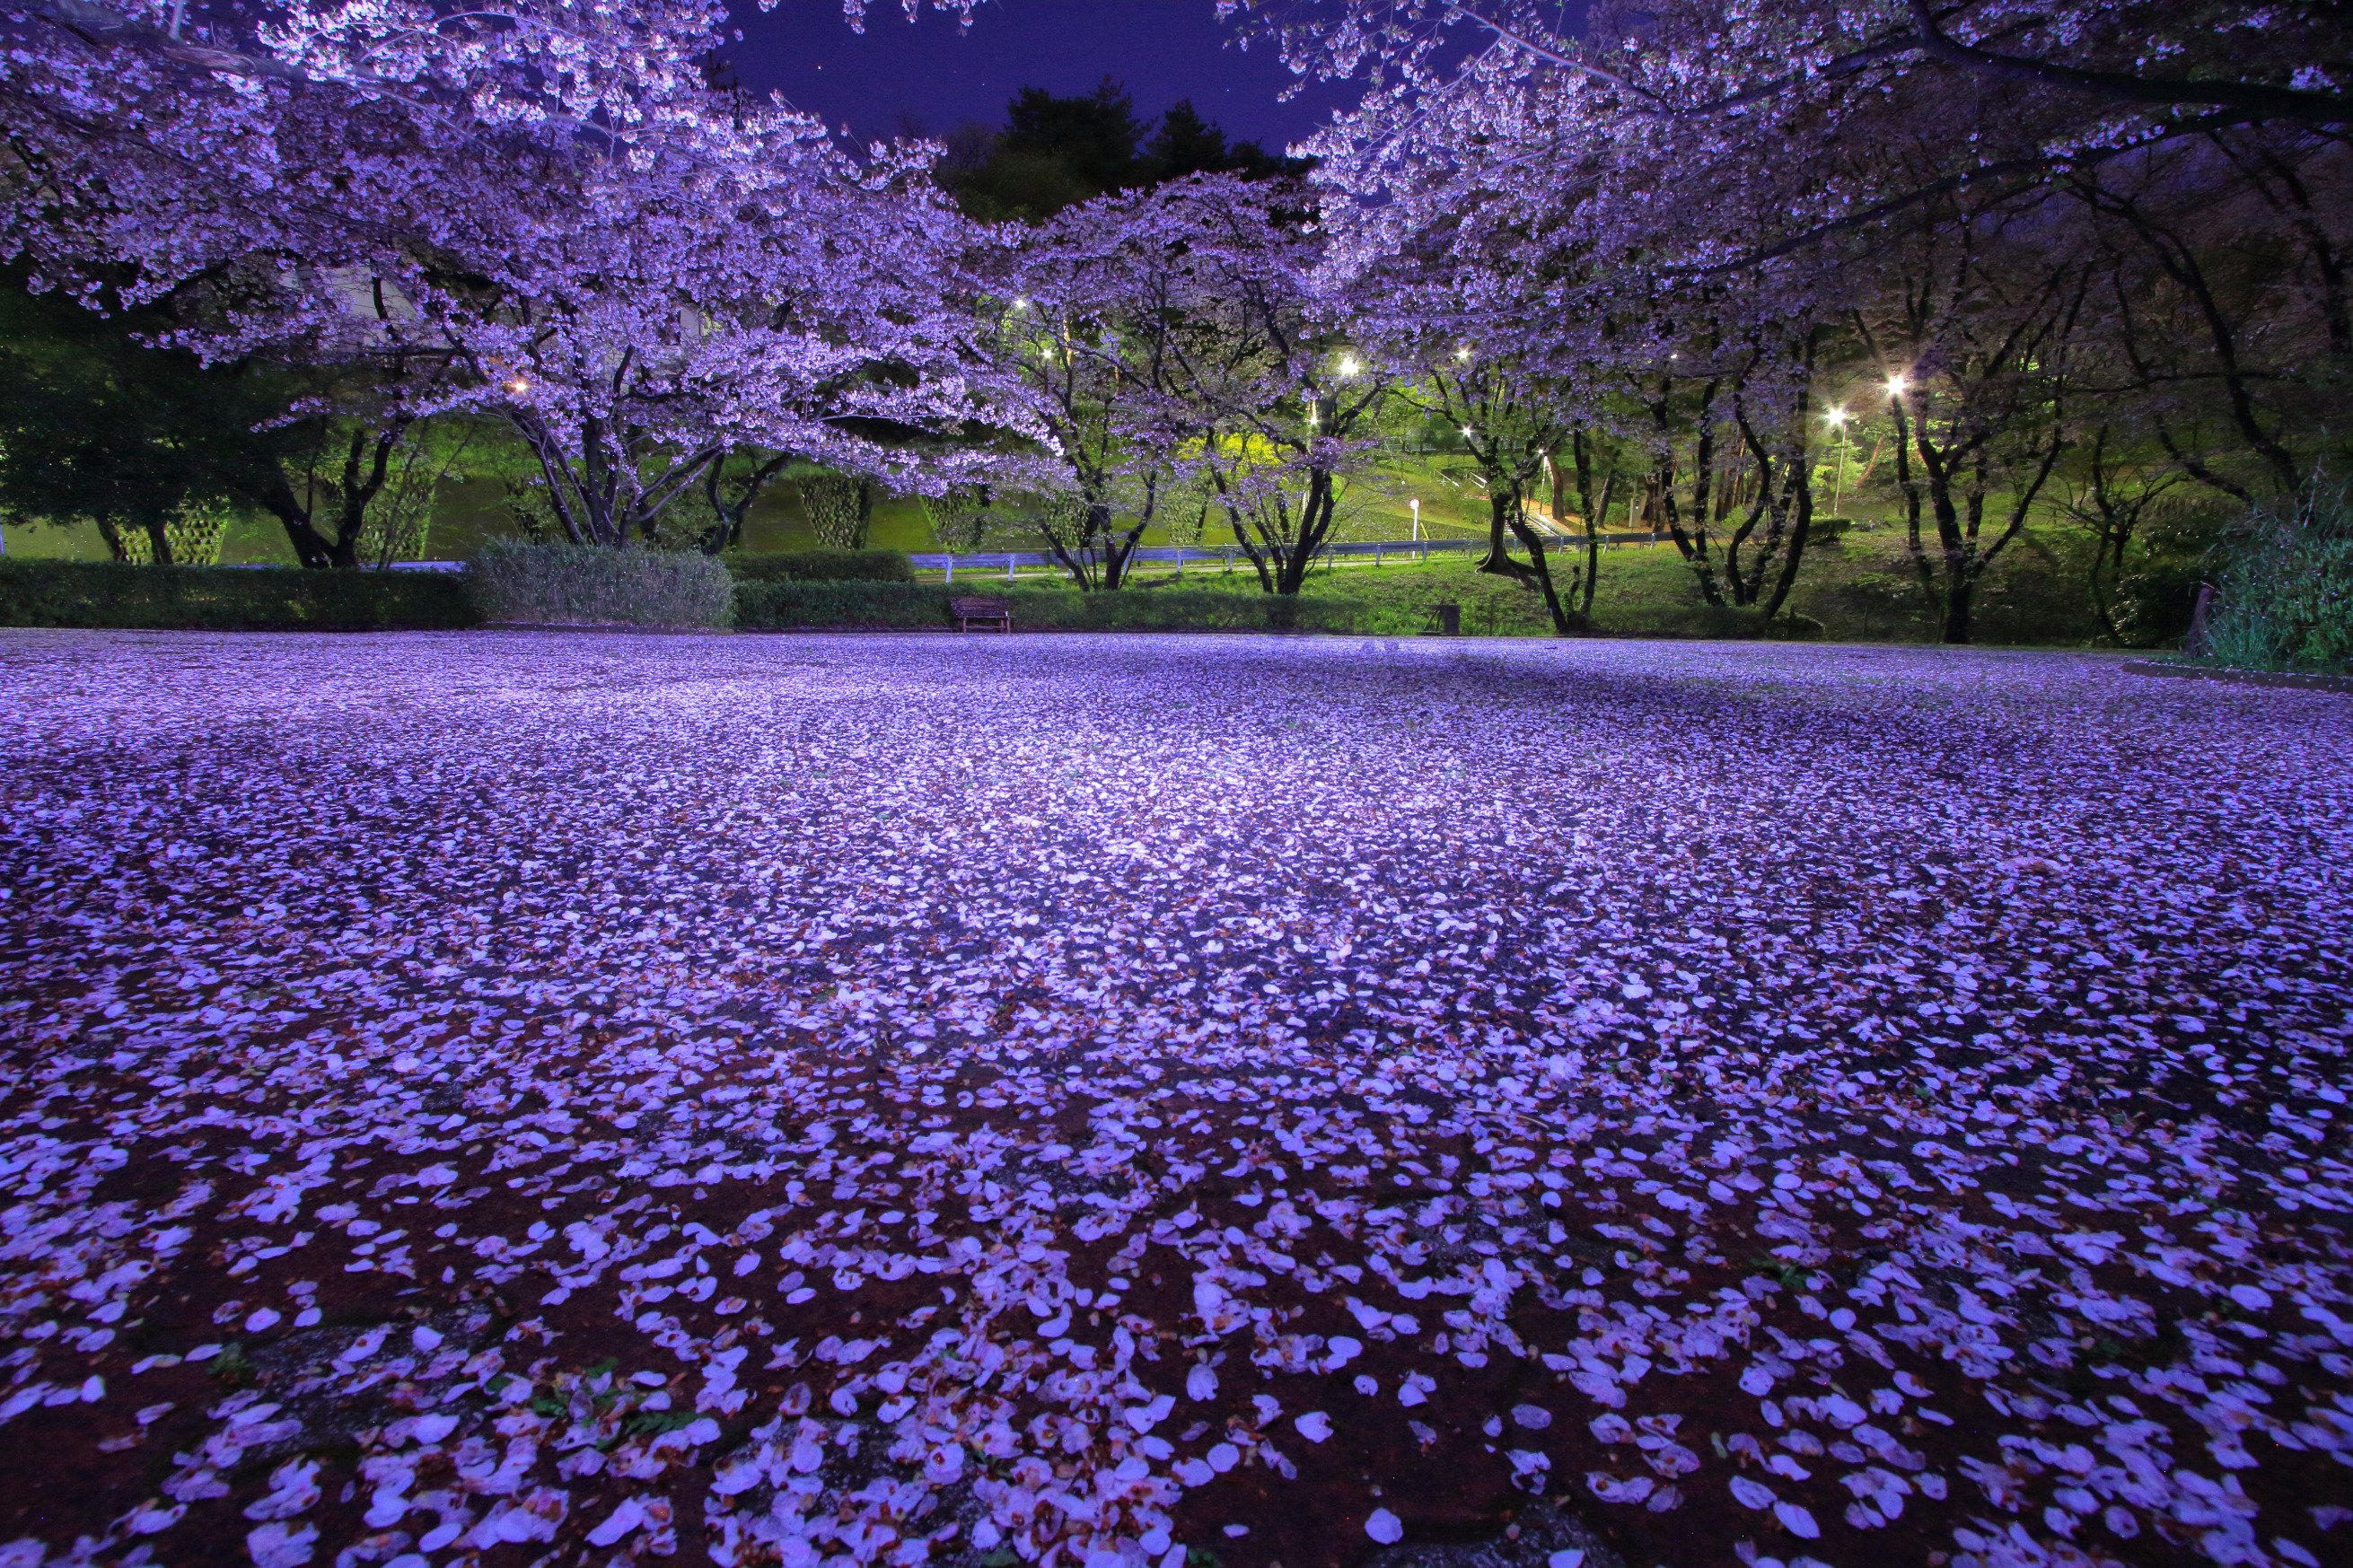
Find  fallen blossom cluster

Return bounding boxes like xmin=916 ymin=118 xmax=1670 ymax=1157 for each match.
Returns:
xmin=0 ymin=628 xmax=2348 ymax=1568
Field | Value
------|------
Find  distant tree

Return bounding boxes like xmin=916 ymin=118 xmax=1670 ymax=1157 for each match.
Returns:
xmin=1005 ymin=80 xmax=1149 ymax=194
xmin=1147 ymin=101 xmax=1295 ymax=183
xmin=1163 ymin=185 xmax=1382 ymax=597
xmin=991 ymin=182 xmax=1215 ymax=589
xmin=1392 ymin=348 xmax=1588 ymax=634
xmin=1147 ymin=101 xmax=1232 ymax=183
xmin=941 ymin=84 xmax=1305 ymax=221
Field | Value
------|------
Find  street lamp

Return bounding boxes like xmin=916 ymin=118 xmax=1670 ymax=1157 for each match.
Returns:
xmin=1338 ymin=354 xmax=1361 ymax=379
xmin=1884 ymin=372 xmax=1908 ymax=398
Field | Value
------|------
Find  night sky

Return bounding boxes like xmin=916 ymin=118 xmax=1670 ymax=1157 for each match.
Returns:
xmin=722 ymin=0 xmax=1360 ymax=151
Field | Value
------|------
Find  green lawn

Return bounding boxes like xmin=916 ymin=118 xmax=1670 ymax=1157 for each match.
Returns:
xmin=932 ymin=522 xmax=2107 ymax=646
xmin=3 ymin=459 xmax=2112 ymax=646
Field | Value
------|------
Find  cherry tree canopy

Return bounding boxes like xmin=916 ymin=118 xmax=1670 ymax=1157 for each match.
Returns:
xmin=1249 ymin=0 xmax=2349 ymax=639
xmin=1249 ymin=0 xmax=2348 ymax=361
xmin=0 ymin=0 xmax=1021 ymax=547
xmin=988 ymin=173 xmax=1339 ymax=590
xmin=1252 ymin=0 xmax=2349 ymax=269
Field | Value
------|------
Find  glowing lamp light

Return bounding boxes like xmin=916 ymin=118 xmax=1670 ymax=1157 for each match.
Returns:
xmin=505 ymin=376 xmax=530 ymax=395
xmin=1885 ymin=372 xmax=1909 ymax=396
xmin=1012 ymin=297 xmax=1030 ymax=311
xmin=1454 ymin=346 xmax=1471 ymax=361
xmin=1338 ymin=354 xmax=1361 ymax=378
xmin=1825 ymin=406 xmax=1848 ymax=425
xmin=1461 ymin=425 xmax=1476 ymax=439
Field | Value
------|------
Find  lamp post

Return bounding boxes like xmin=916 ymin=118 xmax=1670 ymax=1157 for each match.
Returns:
xmin=1410 ymin=497 xmax=1423 ymax=560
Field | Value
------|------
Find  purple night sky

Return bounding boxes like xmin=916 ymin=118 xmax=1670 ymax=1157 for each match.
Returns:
xmin=722 ymin=0 xmax=1360 ymax=150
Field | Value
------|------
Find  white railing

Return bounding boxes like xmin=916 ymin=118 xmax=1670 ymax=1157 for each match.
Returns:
xmin=909 ymin=531 xmax=1663 ymax=583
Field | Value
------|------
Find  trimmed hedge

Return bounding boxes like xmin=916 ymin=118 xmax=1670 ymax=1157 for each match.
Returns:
xmin=472 ymin=540 xmax=733 ymax=628
xmin=726 ymin=549 xmax=915 ymax=585
xmin=733 ymin=581 xmax=955 ymax=629
xmin=0 ymin=558 xmax=476 ymax=630
xmin=733 ymin=581 xmax=1393 ymax=634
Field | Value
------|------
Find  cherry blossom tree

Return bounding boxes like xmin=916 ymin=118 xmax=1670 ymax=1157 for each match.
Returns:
xmin=988 ymin=186 xmax=1206 ymax=590
xmin=1 ymin=0 xmax=1018 ymax=556
xmin=1253 ymin=0 xmax=2347 ymax=639
xmin=1142 ymin=180 xmax=1381 ymax=597
xmin=981 ymin=175 xmax=1340 ymax=591
xmin=1329 ymin=105 xmax=1831 ymax=630
xmin=1383 ymin=345 xmax=1589 ymax=635
xmin=395 ymin=130 xmax=1000 ymax=549
xmin=1854 ymin=190 xmax=2091 ymax=644
xmin=1248 ymin=1 xmax=2349 ymax=271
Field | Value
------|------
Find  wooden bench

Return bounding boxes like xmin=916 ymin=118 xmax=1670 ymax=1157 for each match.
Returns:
xmin=950 ymin=595 xmax=1014 ymax=633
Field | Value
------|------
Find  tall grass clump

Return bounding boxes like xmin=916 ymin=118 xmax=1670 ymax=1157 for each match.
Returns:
xmin=2204 ymin=483 xmax=2353 ymax=672
xmin=470 ymin=540 xmax=733 ymax=628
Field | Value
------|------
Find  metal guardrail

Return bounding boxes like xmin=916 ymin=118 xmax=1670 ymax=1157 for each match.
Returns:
xmin=909 ymin=542 xmax=1473 ymax=577
xmin=910 ymin=531 xmax=1666 ymax=581
xmin=269 ymin=530 xmax=1671 ymax=576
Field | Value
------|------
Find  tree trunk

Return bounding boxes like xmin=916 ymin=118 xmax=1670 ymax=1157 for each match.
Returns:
xmin=258 ymin=472 xmax=338 ymax=569
xmin=327 ymin=425 xmax=403 ymax=570
xmin=1570 ymin=437 xmax=1615 ymax=624
xmin=1759 ymin=468 xmax=1813 ymax=622
xmin=1941 ymin=574 xmax=1975 ymax=644
xmin=1654 ymin=380 xmax=1729 ymax=608
xmin=1101 ymin=521 xmax=1147 ymax=589
xmin=92 ymin=516 xmax=133 ymax=563
xmin=1582 ymin=500 xmax=1603 ymax=622
xmin=1478 ymin=486 xmax=1576 ymax=635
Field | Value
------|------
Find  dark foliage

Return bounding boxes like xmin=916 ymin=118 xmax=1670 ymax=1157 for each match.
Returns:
xmin=733 ymin=581 xmax=1326 ymax=631
xmin=0 ymin=560 xmax=477 ymax=629
xmin=724 ymin=549 xmax=917 ymax=584
xmin=937 ymin=80 xmax=1305 ymax=221
xmin=0 ymin=280 xmax=303 ymax=562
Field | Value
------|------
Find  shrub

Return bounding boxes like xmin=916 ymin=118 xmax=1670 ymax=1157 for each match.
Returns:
xmin=471 ymin=540 xmax=733 ymax=628
xmin=1013 ymin=589 xmax=1324 ymax=633
xmin=0 ymin=558 xmax=476 ymax=629
xmin=733 ymin=582 xmax=1396 ymax=635
xmin=2204 ymin=485 xmax=2353 ymax=672
xmin=733 ymin=581 xmax=955 ymax=629
xmin=726 ymin=549 xmax=915 ymax=585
